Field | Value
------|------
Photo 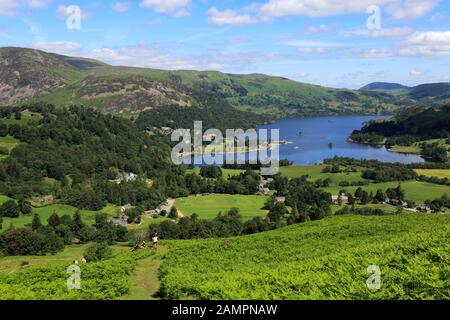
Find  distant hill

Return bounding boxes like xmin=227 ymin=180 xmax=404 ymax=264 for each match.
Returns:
xmin=361 ymin=82 xmax=410 ymax=92
xmin=361 ymin=81 xmax=450 ymax=107
xmin=0 ymin=47 xmax=411 ymax=118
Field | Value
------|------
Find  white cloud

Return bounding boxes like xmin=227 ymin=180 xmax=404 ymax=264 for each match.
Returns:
xmin=208 ymin=7 xmax=258 ymax=25
xmin=344 ymin=27 xmax=413 ymax=38
xmin=280 ymin=40 xmax=345 ymax=47
xmin=259 ymin=0 xmax=436 ymax=20
xmin=409 ymin=69 xmax=425 ymax=76
xmin=26 ymin=0 xmax=52 ymax=9
xmin=32 ymin=41 xmax=82 ymax=55
xmin=112 ymin=2 xmax=130 ymax=12
xmin=298 ymin=47 xmax=328 ymax=54
xmin=0 ymin=0 xmax=51 ymax=16
xmin=139 ymin=0 xmax=191 ymax=17
xmin=400 ymin=30 xmax=450 ymax=57
xmin=386 ymin=0 xmax=438 ymax=20
xmin=305 ymin=24 xmax=336 ymax=35
xmin=363 ymin=49 xmax=395 ymax=58
xmin=0 ymin=0 xmax=19 ymax=16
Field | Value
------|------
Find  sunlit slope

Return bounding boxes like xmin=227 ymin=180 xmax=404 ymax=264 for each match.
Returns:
xmin=160 ymin=214 xmax=450 ymax=300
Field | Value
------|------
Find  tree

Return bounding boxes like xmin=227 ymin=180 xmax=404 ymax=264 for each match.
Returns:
xmin=84 ymin=242 xmax=112 ymax=262
xmin=168 ymin=206 xmax=178 ymax=219
xmin=47 ymin=213 xmax=61 ymax=228
xmin=374 ymin=189 xmax=387 ymax=203
xmin=72 ymin=210 xmax=85 ymax=234
xmin=267 ymin=203 xmax=289 ymax=224
xmin=31 ymin=214 xmax=42 ymax=231
xmin=0 ymin=200 xmax=20 ymax=218
xmin=18 ymin=200 xmax=32 ymax=215
xmin=360 ymin=191 xmax=370 ymax=205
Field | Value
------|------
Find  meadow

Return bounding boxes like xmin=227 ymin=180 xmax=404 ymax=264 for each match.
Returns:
xmin=279 ymin=165 xmax=449 ymax=204
xmin=415 ymin=169 xmax=450 ymax=179
xmin=175 ymin=194 xmax=269 ymax=220
xmin=159 ymin=214 xmax=450 ymax=300
xmin=0 ymin=200 xmax=121 ymax=231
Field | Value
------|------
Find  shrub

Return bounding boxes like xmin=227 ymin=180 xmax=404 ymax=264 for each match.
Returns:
xmin=84 ymin=242 xmax=112 ymax=262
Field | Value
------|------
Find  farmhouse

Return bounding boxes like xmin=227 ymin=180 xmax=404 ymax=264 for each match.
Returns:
xmin=31 ymin=195 xmax=54 ymax=205
xmin=112 ymin=215 xmax=129 ymax=226
xmin=332 ymin=194 xmax=349 ymax=205
xmin=110 ymin=172 xmax=138 ymax=184
xmin=258 ymin=184 xmax=270 ymax=195
xmin=120 ymin=204 xmax=132 ymax=213
xmin=275 ymin=197 xmax=286 ymax=204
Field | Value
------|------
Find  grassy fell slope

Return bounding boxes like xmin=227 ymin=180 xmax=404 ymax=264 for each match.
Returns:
xmin=160 ymin=214 xmax=450 ymax=300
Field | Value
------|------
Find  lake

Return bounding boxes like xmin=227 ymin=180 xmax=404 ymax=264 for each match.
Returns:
xmin=258 ymin=115 xmax=424 ymax=165
xmin=181 ymin=115 xmax=425 ymax=165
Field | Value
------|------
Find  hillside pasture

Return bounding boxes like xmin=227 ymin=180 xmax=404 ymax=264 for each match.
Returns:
xmin=175 ymin=194 xmax=269 ymax=220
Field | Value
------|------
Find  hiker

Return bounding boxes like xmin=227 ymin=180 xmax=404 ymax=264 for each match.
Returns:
xmin=140 ymin=241 xmax=147 ymax=249
xmin=151 ymin=231 xmax=158 ymax=250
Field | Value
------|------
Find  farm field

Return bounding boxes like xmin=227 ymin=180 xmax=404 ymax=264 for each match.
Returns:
xmin=186 ymin=168 xmax=246 ymax=178
xmin=280 ymin=165 xmax=367 ymax=186
xmin=160 ymin=213 xmax=450 ymax=300
xmin=415 ymin=169 xmax=450 ymax=179
xmin=175 ymin=194 xmax=269 ymax=220
xmin=278 ymin=165 xmax=449 ymax=204
xmin=324 ymin=181 xmax=450 ymax=204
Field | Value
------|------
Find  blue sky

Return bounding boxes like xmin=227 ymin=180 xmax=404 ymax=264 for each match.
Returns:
xmin=1 ymin=0 xmax=450 ymax=88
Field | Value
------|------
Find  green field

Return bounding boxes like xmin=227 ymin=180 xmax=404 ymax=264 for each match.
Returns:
xmin=415 ymin=169 xmax=450 ymax=179
xmin=1 ymin=111 xmax=42 ymax=126
xmin=186 ymin=168 xmax=247 ymax=178
xmin=175 ymin=194 xmax=269 ymax=220
xmin=160 ymin=213 xmax=450 ymax=300
xmin=280 ymin=165 xmax=366 ymax=187
xmin=325 ymin=181 xmax=450 ymax=204
xmin=278 ymin=165 xmax=449 ymax=204
xmin=0 ymin=135 xmax=20 ymax=152
xmin=0 ymin=203 xmax=120 ymax=231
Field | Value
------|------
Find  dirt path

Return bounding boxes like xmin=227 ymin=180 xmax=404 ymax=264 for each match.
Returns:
xmin=121 ymin=246 xmax=167 ymax=300
xmin=161 ymin=198 xmax=184 ymax=218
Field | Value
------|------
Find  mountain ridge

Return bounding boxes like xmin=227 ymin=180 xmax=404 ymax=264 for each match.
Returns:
xmin=0 ymin=47 xmax=435 ymax=117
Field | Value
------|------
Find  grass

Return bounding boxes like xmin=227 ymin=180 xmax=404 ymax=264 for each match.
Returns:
xmin=1 ymin=203 xmax=121 ymax=231
xmin=415 ymin=169 xmax=450 ymax=179
xmin=1 ymin=111 xmax=42 ymax=126
xmin=0 ymin=244 xmax=130 ymax=275
xmin=280 ymin=165 xmax=366 ymax=187
xmin=160 ymin=213 xmax=450 ymax=300
xmin=389 ymin=138 xmax=450 ymax=155
xmin=0 ymin=135 xmax=20 ymax=153
xmin=186 ymin=168 xmax=247 ymax=178
xmin=278 ymin=165 xmax=449 ymax=204
xmin=175 ymin=194 xmax=269 ymax=220
xmin=325 ymin=181 xmax=450 ymax=204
